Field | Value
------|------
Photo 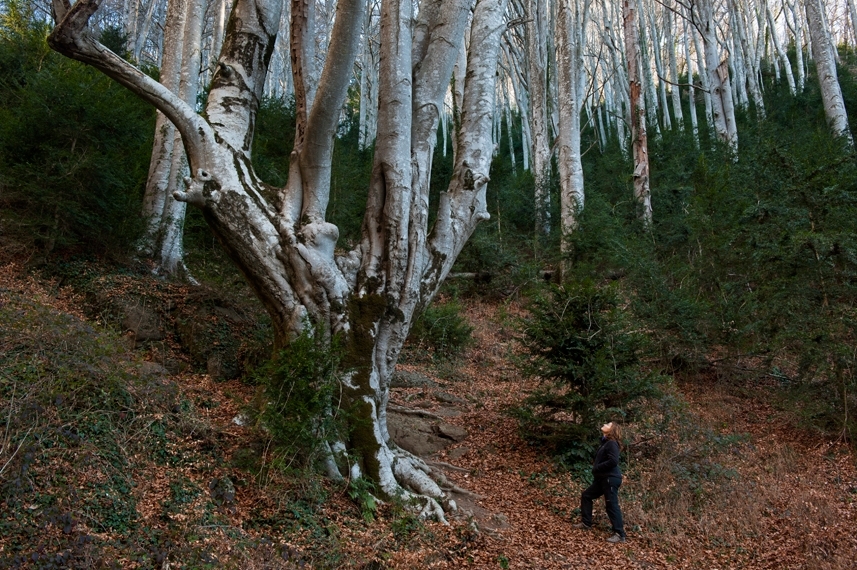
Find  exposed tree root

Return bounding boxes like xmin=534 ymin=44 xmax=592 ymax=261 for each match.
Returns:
xmin=388 ymin=403 xmax=443 ymax=420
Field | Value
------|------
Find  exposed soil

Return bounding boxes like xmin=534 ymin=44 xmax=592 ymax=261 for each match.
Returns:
xmin=2 ymin=262 xmax=856 ymax=569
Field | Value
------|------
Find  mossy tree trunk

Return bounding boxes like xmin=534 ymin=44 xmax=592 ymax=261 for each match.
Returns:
xmin=49 ymin=0 xmax=506 ymax=517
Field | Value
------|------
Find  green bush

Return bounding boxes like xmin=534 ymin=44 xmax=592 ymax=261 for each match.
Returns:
xmin=255 ymin=327 xmax=345 ymax=470
xmin=512 ymin=280 xmax=665 ymax=466
xmin=408 ymin=299 xmax=474 ymax=360
xmin=0 ymin=6 xmax=154 ymax=257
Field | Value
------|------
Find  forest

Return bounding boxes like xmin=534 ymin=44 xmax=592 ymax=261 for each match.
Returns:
xmin=2 ymin=0 xmax=857 ymax=566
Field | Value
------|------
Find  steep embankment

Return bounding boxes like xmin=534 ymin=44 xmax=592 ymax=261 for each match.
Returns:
xmin=1 ymin=264 xmax=855 ymax=569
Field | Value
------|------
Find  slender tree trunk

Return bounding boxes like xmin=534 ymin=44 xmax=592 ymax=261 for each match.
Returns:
xmin=556 ymin=0 xmax=586 ymax=267
xmin=698 ymin=0 xmax=738 ymax=151
xmin=805 ymin=0 xmax=854 ymax=143
xmin=690 ymin=16 xmax=714 ymax=126
xmin=683 ymin=16 xmax=699 ymax=145
xmin=768 ymin=5 xmax=797 ymax=95
xmin=623 ymin=0 xmax=650 ymax=225
xmin=638 ymin=4 xmax=660 ymax=135
xmin=647 ymin=3 xmax=671 ymax=131
xmin=140 ymin=0 xmax=186 ymax=259
xmin=527 ymin=0 xmax=551 ymax=236
xmin=665 ymin=0 xmax=683 ymax=130
xmin=847 ymin=0 xmax=857 ymax=49
xmin=789 ymin=0 xmax=807 ymax=91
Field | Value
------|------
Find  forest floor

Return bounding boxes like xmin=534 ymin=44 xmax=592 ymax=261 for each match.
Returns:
xmin=2 ymin=262 xmax=857 ymax=569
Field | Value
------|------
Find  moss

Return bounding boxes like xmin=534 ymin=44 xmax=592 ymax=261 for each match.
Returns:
xmin=347 ymin=398 xmax=383 ymax=485
xmin=342 ymin=292 xmax=387 ymax=388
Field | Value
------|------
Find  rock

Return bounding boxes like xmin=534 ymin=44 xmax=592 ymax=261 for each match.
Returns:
xmin=391 ymin=370 xmax=437 ymax=388
xmin=121 ymin=302 xmax=164 ymax=343
xmin=138 ymin=361 xmax=170 ymax=377
xmin=387 ymin=413 xmax=449 ymax=456
xmin=435 ymin=422 xmax=468 ymax=442
xmin=433 ymin=391 xmax=467 ymax=405
xmin=447 ymin=446 xmax=470 ymax=460
xmin=435 ymin=407 xmax=462 ymax=418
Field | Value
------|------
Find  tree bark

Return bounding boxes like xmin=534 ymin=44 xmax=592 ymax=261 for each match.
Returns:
xmin=50 ymin=0 xmax=508 ymax=516
xmin=623 ymin=0 xmax=650 ymax=225
xmin=526 ymin=0 xmax=551 ymax=236
xmin=556 ymin=0 xmax=587 ymax=265
xmin=768 ymin=5 xmax=797 ymax=95
xmin=697 ymin=0 xmax=738 ymax=151
xmin=665 ymin=0 xmax=683 ymax=131
xmin=805 ymin=0 xmax=853 ymax=143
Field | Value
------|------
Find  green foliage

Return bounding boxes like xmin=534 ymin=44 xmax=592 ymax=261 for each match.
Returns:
xmin=249 ymin=95 xmax=373 ymax=247
xmin=0 ymin=7 xmax=154 ymax=257
xmin=347 ymin=477 xmax=378 ymax=523
xmin=512 ymin=281 xmax=664 ymax=465
xmin=567 ymin=68 xmax=857 ymax=440
xmin=251 ymin=96 xmax=297 ymax=187
xmin=408 ymin=299 xmax=474 ymax=360
xmin=256 ymin=326 xmax=346 ymax=470
xmin=0 ymin=288 xmax=183 ymax=564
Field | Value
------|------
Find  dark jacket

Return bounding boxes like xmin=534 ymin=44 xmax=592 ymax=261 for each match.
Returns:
xmin=592 ymin=437 xmax=622 ymax=479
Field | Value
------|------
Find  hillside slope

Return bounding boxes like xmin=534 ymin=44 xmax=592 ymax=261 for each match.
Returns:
xmin=1 ymin=264 xmax=856 ymax=569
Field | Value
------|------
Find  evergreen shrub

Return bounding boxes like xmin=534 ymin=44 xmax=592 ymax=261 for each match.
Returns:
xmin=512 ymin=280 xmax=665 ymax=466
xmin=0 ymin=7 xmax=153 ymax=257
xmin=409 ymin=299 xmax=474 ymax=360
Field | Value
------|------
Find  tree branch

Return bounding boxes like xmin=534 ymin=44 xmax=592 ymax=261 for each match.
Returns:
xmin=48 ymin=0 xmax=212 ymax=164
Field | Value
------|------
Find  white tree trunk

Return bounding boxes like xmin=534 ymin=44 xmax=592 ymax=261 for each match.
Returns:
xmin=526 ymin=0 xmax=551 ymax=235
xmin=805 ymin=0 xmax=853 ymax=143
xmin=647 ymin=2 xmax=671 ymax=131
xmin=698 ymin=0 xmax=738 ymax=151
xmin=690 ymin=16 xmax=714 ymax=126
xmin=682 ymin=16 xmax=699 ymax=144
xmin=637 ymin=5 xmax=659 ymax=135
xmin=847 ymin=0 xmax=857 ymax=48
xmin=768 ymin=5 xmax=797 ymax=95
xmin=788 ymin=0 xmax=807 ymax=91
xmin=358 ymin=0 xmax=379 ymax=150
xmin=50 ymin=0 xmax=508 ymax=513
xmin=665 ymin=0 xmax=683 ymax=130
xmin=556 ymin=0 xmax=586 ymax=263
xmin=140 ymin=0 xmax=186 ymax=260
xmin=624 ymin=0 xmax=650 ymax=225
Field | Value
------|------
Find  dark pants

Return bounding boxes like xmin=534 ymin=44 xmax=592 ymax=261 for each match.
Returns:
xmin=580 ymin=475 xmax=625 ymax=537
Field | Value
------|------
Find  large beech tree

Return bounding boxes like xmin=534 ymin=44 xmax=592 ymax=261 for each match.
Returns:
xmin=49 ymin=0 xmax=507 ymax=517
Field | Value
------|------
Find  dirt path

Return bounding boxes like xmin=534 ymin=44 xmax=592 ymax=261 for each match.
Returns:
xmin=379 ymin=300 xmax=857 ymax=569
xmin=7 ymin=261 xmax=855 ymax=569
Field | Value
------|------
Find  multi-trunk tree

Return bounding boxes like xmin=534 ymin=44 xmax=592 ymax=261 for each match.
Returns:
xmin=50 ymin=0 xmax=507 ymax=517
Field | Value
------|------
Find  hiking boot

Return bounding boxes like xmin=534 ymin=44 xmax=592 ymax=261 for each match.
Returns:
xmin=606 ymin=533 xmax=626 ymax=543
xmin=572 ymin=522 xmax=592 ymax=530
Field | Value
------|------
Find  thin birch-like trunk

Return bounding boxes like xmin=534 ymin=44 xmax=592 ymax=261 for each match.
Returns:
xmin=768 ymin=5 xmax=797 ymax=94
xmin=140 ymin=0 xmax=186 ymax=259
xmin=556 ymin=0 xmax=587 ymax=275
xmin=623 ymin=0 xmax=650 ymax=225
xmin=665 ymin=0 xmax=683 ymax=130
xmin=805 ymin=0 xmax=853 ymax=143
xmin=690 ymin=16 xmax=714 ymax=126
xmin=699 ymin=0 xmax=738 ymax=151
xmin=527 ymin=0 xmax=551 ymax=236
xmin=647 ymin=2 xmax=671 ymax=130
xmin=682 ymin=16 xmax=699 ymax=144
xmin=638 ymin=4 xmax=659 ymax=134
xmin=789 ymin=0 xmax=807 ymax=91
